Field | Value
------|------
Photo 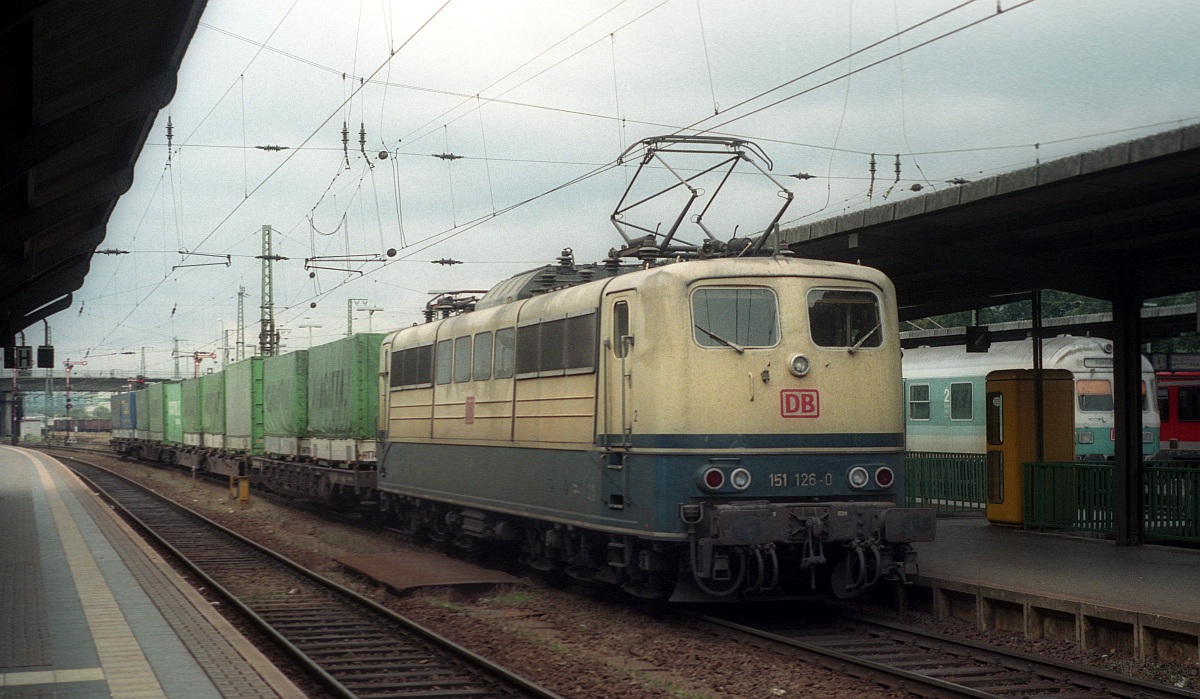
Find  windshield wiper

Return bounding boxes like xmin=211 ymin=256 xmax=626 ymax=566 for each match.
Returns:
xmin=694 ymin=325 xmax=745 ymax=353
xmin=848 ymin=323 xmax=881 ymax=354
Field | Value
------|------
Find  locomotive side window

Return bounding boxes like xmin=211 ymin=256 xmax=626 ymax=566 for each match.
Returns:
xmin=494 ymin=328 xmax=515 ymax=378
xmin=613 ymin=301 xmax=630 ymax=358
xmin=1158 ymin=388 xmax=1170 ymax=422
xmin=1076 ymin=379 xmax=1113 ymax=412
xmin=950 ymin=382 xmax=972 ymax=420
xmin=538 ymin=318 xmax=568 ymax=373
xmin=389 ymin=344 xmax=433 ymax=389
xmin=908 ymin=384 xmax=930 ymax=420
xmin=389 ymin=349 xmax=403 ymax=388
xmin=515 ymin=323 xmax=540 ymax=377
xmin=473 ymin=331 xmax=493 ymax=381
xmin=516 ymin=312 xmax=598 ymax=378
xmin=453 ymin=336 xmax=472 ymax=383
xmin=435 ymin=339 xmax=453 ymax=385
xmin=1180 ymin=386 xmax=1200 ymax=422
xmin=691 ymin=287 xmax=778 ymax=349
xmin=807 ymin=289 xmax=882 ymax=349
xmin=565 ymin=313 xmax=597 ymax=371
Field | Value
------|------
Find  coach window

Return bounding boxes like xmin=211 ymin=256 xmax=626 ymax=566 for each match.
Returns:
xmin=435 ymin=339 xmax=453 ymax=385
xmin=692 ymin=287 xmax=778 ymax=349
xmin=1076 ymin=379 xmax=1113 ymax=412
xmin=494 ymin=327 xmax=516 ymax=379
xmin=908 ymin=384 xmax=930 ymax=420
xmin=1158 ymin=388 xmax=1171 ymax=422
xmin=949 ymin=382 xmax=972 ymax=420
xmin=473 ymin=331 xmax=493 ymax=380
xmin=613 ymin=301 xmax=630 ymax=358
xmin=1180 ymin=386 xmax=1200 ymax=422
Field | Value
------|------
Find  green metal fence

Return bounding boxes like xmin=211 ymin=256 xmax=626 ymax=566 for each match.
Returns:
xmin=1023 ymin=462 xmax=1113 ymax=535
xmin=904 ymin=451 xmax=987 ymax=514
xmin=903 ymin=454 xmax=1200 ymax=544
xmin=1145 ymin=465 xmax=1200 ymax=543
xmin=1022 ymin=460 xmax=1200 ymax=544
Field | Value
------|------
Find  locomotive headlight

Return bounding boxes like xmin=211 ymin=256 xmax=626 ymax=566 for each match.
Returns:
xmin=788 ymin=354 xmax=811 ymax=377
xmin=1078 ymin=432 xmax=1094 ymax=444
xmin=730 ymin=467 xmax=752 ymax=491
xmin=848 ymin=466 xmax=870 ymax=489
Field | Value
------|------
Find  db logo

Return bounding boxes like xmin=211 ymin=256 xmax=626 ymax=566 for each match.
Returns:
xmin=780 ymin=389 xmax=819 ymax=418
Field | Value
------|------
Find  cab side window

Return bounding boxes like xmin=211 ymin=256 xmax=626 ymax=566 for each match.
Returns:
xmin=613 ymin=301 xmax=630 ymax=358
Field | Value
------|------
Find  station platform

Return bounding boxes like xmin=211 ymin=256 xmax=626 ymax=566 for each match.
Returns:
xmin=903 ymin=516 xmax=1200 ymax=663
xmin=0 ymin=446 xmax=305 ymax=698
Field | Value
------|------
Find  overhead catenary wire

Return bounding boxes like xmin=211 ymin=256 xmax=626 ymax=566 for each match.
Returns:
xmin=85 ymin=1 xmax=454 ymax=353
xmin=180 ymin=0 xmax=453 ymax=263
xmin=75 ymin=1 xmax=1190 ymax=364
xmin=691 ymin=0 xmax=1041 ymax=137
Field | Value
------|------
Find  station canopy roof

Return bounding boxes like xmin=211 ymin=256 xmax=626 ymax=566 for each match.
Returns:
xmin=1 ymin=0 xmax=207 ymax=346
xmin=782 ymin=124 xmax=1200 ymax=323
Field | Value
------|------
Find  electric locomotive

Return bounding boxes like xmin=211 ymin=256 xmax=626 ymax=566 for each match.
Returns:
xmin=375 ymin=245 xmax=934 ymax=599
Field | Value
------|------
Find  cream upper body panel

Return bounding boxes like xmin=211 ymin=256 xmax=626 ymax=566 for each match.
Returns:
xmin=381 ymin=256 xmax=901 ymax=450
xmin=605 ymin=257 xmax=902 ymax=446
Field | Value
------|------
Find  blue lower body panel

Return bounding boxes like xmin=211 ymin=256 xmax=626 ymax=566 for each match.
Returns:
xmin=376 ymin=440 xmax=906 ymax=539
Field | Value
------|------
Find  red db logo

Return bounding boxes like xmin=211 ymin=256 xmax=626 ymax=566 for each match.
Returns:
xmin=780 ymin=389 xmax=819 ymax=418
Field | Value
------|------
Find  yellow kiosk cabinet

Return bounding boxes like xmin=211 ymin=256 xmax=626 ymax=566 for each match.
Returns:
xmin=984 ymin=369 xmax=1074 ymax=524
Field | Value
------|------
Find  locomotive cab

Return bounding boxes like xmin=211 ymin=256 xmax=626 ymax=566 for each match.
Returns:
xmin=596 ymin=258 xmax=935 ymax=599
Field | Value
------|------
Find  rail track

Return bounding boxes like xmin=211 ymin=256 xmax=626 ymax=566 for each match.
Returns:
xmin=701 ymin=608 xmax=1200 ymax=699
xmin=59 ymin=454 xmax=564 ymax=699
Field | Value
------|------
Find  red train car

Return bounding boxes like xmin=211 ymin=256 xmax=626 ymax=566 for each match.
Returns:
xmin=1157 ymin=371 xmax=1200 ymax=455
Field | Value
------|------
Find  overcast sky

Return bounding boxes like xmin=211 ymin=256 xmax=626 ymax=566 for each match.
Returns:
xmin=51 ymin=0 xmax=1200 ymax=376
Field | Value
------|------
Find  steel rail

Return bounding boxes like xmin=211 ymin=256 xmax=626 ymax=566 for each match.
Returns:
xmin=700 ymin=610 xmax=1200 ymax=699
xmin=59 ymin=454 xmax=565 ymax=699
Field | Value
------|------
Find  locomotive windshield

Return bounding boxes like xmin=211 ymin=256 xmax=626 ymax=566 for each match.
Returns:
xmin=807 ymin=289 xmax=883 ymax=349
xmin=691 ymin=287 xmax=778 ymax=349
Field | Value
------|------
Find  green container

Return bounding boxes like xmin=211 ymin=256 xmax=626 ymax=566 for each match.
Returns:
xmin=147 ymin=383 xmax=166 ymax=440
xmin=163 ymin=382 xmax=183 ymax=445
xmin=224 ymin=357 xmax=264 ymax=454
xmin=307 ymin=334 xmax=385 ymax=439
xmin=182 ymin=378 xmax=202 ymax=434
xmin=200 ymin=372 xmax=225 ymax=435
xmin=264 ymin=350 xmax=308 ymax=438
xmin=133 ymin=389 xmax=149 ymax=432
